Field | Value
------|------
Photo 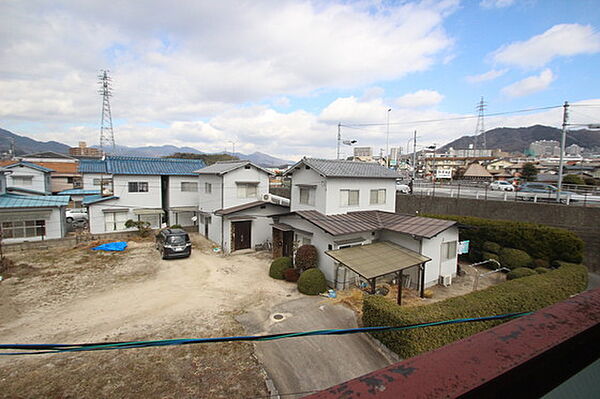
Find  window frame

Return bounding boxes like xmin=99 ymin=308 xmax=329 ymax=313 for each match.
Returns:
xmin=299 ymin=186 xmax=315 ymax=205
xmin=181 ymin=181 xmax=198 ymax=192
xmin=128 ymin=181 xmax=149 ymax=193
xmin=369 ymin=189 xmax=386 ymax=205
xmin=442 ymin=241 xmax=457 ymax=260
xmin=236 ymin=182 xmax=258 ymax=199
xmin=0 ymin=219 xmax=46 ymax=238
xmin=340 ymin=189 xmax=360 ymax=207
xmin=204 ymin=182 xmax=212 ymax=194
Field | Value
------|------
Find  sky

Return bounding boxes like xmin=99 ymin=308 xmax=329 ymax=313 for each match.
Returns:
xmin=1 ymin=0 xmax=600 ymax=161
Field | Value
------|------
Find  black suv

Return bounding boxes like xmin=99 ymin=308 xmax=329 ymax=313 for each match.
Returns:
xmin=156 ymin=228 xmax=192 ymax=259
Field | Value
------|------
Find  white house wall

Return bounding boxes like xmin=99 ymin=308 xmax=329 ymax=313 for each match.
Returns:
xmin=7 ymin=165 xmax=49 ymax=193
xmin=1 ymin=207 xmax=65 ymax=244
xmin=169 ymin=176 xmax=199 ymax=208
xmin=324 ymin=177 xmax=396 ymax=215
xmin=288 ymin=167 xmax=327 ymax=213
xmin=222 ymin=204 xmax=288 ymax=254
xmin=198 ymin=174 xmax=223 ymax=213
xmin=421 ymin=226 xmax=459 ymax=287
xmin=82 ymin=173 xmax=110 ymax=190
xmin=221 ymin=166 xmax=270 ymax=209
xmin=112 ymin=175 xmax=162 ymax=209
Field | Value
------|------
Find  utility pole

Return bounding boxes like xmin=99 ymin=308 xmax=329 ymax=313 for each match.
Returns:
xmin=228 ymin=140 xmax=236 ymax=156
xmin=557 ymin=101 xmax=569 ymax=203
xmin=411 ymin=130 xmax=417 ymax=192
xmin=336 ymin=122 xmax=341 ymax=160
xmin=475 ymin=97 xmax=487 ymax=152
xmin=98 ymin=69 xmax=116 ymax=153
xmin=386 ymin=108 xmax=391 ymax=168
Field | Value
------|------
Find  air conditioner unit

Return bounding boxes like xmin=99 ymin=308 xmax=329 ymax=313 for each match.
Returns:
xmin=439 ymin=275 xmax=452 ymax=287
xmin=262 ymin=193 xmax=272 ymax=202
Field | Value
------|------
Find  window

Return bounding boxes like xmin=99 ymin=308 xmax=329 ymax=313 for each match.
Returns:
xmin=92 ymin=178 xmax=112 ymax=186
xmin=205 ymin=183 xmax=212 ymax=193
xmin=1 ymin=220 xmax=45 ymax=238
xmin=181 ymin=182 xmax=198 ymax=192
xmin=104 ymin=212 xmax=128 ymax=231
xmin=442 ymin=241 xmax=457 ymax=260
xmin=340 ymin=189 xmax=359 ymax=207
xmin=237 ymin=183 xmax=258 ymax=199
xmin=138 ymin=214 xmax=160 ymax=228
xmin=12 ymin=176 xmax=33 ymax=186
xmin=299 ymin=187 xmax=314 ymax=205
xmin=369 ymin=189 xmax=386 ymax=205
xmin=128 ymin=182 xmax=149 ymax=193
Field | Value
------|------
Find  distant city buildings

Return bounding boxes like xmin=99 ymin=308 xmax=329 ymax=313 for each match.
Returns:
xmin=529 ymin=140 xmax=560 ymax=157
xmin=69 ymin=141 xmax=103 ymax=159
xmin=353 ymin=147 xmax=373 ymax=158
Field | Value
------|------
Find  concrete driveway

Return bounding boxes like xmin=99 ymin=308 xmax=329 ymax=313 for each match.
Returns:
xmin=237 ymin=296 xmax=399 ymax=397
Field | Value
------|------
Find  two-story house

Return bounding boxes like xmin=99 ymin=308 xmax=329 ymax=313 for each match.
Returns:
xmin=0 ymin=168 xmax=70 ymax=243
xmin=3 ymin=161 xmax=53 ymax=195
xmin=80 ymin=156 xmax=205 ymax=234
xmin=196 ymin=160 xmax=289 ymax=253
xmin=274 ymin=158 xmax=459 ymax=292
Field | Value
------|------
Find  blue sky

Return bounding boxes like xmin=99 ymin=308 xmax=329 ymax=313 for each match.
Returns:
xmin=1 ymin=0 xmax=599 ymax=160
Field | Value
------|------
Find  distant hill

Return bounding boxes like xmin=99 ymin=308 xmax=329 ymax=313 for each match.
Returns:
xmin=440 ymin=125 xmax=600 ymax=153
xmin=0 ymin=128 xmax=70 ymax=155
xmin=0 ymin=127 xmax=293 ymax=167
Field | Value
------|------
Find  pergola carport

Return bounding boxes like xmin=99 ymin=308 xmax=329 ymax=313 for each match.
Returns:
xmin=325 ymin=241 xmax=431 ymax=305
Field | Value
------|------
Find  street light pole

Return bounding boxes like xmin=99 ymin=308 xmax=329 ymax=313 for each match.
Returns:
xmin=556 ymin=101 xmax=569 ymax=203
xmin=386 ymin=108 xmax=391 ymax=168
xmin=337 ymin=122 xmax=341 ymax=160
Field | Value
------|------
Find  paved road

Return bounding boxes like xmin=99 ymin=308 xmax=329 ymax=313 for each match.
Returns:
xmin=237 ymin=296 xmax=399 ymax=398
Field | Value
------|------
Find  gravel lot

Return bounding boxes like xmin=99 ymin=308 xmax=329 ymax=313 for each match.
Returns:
xmin=0 ymin=234 xmax=300 ymax=398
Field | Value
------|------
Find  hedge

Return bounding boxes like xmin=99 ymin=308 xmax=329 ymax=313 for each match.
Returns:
xmin=424 ymin=214 xmax=584 ymax=264
xmin=506 ymin=267 xmax=536 ymax=280
xmin=499 ymin=248 xmax=532 ymax=269
xmin=482 ymin=241 xmax=501 ymax=254
xmin=269 ymin=257 xmax=293 ymax=280
xmin=362 ymin=263 xmax=588 ymax=359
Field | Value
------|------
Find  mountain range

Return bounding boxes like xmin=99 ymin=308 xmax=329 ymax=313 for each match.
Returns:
xmin=440 ymin=125 xmax=600 ymax=153
xmin=0 ymin=128 xmax=293 ymax=167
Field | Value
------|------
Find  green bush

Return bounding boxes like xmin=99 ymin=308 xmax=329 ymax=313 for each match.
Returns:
xmin=507 ymin=267 xmax=536 ymax=280
xmin=499 ymin=248 xmax=532 ymax=269
xmin=535 ymin=267 xmax=551 ymax=274
xmin=423 ymin=215 xmax=584 ymax=264
xmin=533 ymin=258 xmax=550 ymax=269
xmin=125 ymin=219 xmax=152 ymax=237
xmin=297 ymin=268 xmax=327 ymax=295
xmin=170 ymin=224 xmax=183 ymax=229
xmin=363 ymin=263 xmax=588 ymax=359
xmin=269 ymin=257 xmax=292 ymax=280
xmin=481 ymin=251 xmax=500 ymax=263
xmin=295 ymin=245 xmax=318 ymax=271
xmin=482 ymin=241 xmax=501 ymax=254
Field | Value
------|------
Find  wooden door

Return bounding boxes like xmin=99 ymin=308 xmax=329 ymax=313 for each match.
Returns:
xmin=282 ymin=230 xmax=294 ymax=257
xmin=233 ymin=221 xmax=251 ymax=251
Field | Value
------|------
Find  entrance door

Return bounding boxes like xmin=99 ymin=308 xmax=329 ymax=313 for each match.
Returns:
xmin=233 ymin=221 xmax=251 ymax=251
xmin=282 ymin=230 xmax=294 ymax=257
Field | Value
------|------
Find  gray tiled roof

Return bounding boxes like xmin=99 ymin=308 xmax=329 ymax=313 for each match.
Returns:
xmin=285 ymin=158 xmax=399 ymax=179
xmin=195 ymin=160 xmax=273 ymax=175
xmin=294 ymin=210 xmax=456 ymax=239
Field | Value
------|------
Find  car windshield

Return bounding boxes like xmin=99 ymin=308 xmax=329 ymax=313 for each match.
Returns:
xmin=167 ymin=235 xmax=187 ymax=245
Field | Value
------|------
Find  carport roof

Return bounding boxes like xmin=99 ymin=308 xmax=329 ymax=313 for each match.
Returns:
xmin=325 ymin=241 xmax=430 ymax=280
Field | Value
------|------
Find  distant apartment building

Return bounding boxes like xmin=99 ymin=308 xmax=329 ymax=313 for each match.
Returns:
xmin=389 ymin=147 xmax=402 ymax=164
xmin=529 ymin=140 xmax=560 ymax=157
xmin=447 ymin=147 xmax=501 ymax=157
xmin=353 ymin=147 xmax=373 ymax=158
xmin=566 ymin=144 xmax=583 ymax=156
xmin=69 ymin=141 xmax=103 ymax=158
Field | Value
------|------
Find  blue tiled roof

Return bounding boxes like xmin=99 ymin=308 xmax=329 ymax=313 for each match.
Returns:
xmin=5 ymin=161 xmax=54 ymax=173
xmin=79 ymin=159 xmax=108 ymax=174
xmin=83 ymin=195 xmax=119 ymax=205
xmin=57 ymin=189 xmax=101 ymax=195
xmin=0 ymin=193 xmax=70 ymax=208
xmin=7 ymin=187 xmax=52 ymax=196
xmin=79 ymin=156 xmax=205 ymax=176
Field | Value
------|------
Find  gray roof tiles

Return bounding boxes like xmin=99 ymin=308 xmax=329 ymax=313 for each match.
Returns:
xmin=285 ymin=158 xmax=399 ymax=179
xmin=195 ymin=160 xmax=273 ymax=175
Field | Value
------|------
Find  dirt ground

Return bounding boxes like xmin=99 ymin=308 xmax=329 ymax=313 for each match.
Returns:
xmin=0 ymin=234 xmax=300 ymax=398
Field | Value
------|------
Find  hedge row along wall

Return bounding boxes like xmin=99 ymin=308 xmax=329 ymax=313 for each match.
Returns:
xmin=362 ymin=263 xmax=588 ymax=359
xmin=423 ymin=214 xmax=584 ymax=264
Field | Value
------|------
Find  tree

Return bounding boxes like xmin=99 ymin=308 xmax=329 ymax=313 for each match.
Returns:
xmin=453 ymin=167 xmax=466 ymax=180
xmin=562 ymin=174 xmax=585 ymax=185
xmin=521 ymin=162 xmax=538 ymax=181
xmin=164 ymin=152 xmax=239 ymax=165
xmin=125 ymin=219 xmax=152 ymax=237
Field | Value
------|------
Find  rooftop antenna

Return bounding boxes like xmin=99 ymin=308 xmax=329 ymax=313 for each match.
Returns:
xmin=98 ymin=69 xmax=116 ymax=154
xmin=474 ymin=96 xmax=487 ymax=151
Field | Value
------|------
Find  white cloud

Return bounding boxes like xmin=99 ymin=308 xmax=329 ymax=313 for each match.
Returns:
xmin=493 ymin=24 xmax=600 ymax=68
xmin=395 ymin=90 xmax=444 ymax=108
xmin=501 ymin=69 xmax=554 ymax=97
xmin=273 ymin=97 xmax=291 ymax=108
xmin=466 ymin=69 xmax=508 ymax=83
xmin=480 ymin=0 xmax=515 ymax=8
xmin=0 ymin=0 xmax=456 ymax=123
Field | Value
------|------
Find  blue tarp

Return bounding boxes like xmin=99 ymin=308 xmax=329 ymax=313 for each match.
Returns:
xmin=92 ymin=241 xmax=128 ymax=252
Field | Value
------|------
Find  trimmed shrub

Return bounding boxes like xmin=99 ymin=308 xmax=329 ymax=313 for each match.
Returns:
xmin=423 ymin=214 xmax=584 ymax=264
xmin=297 ymin=268 xmax=327 ymax=295
xmin=481 ymin=251 xmax=500 ymax=263
xmin=482 ymin=241 xmax=501 ymax=254
xmin=507 ymin=267 xmax=536 ymax=280
xmin=269 ymin=257 xmax=292 ymax=280
xmin=170 ymin=224 xmax=183 ymax=229
xmin=295 ymin=245 xmax=318 ymax=271
xmin=284 ymin=268 xmax=300 ymax=282
xmin=499 ymin=248 xmax=532 ymax=269
xmin=363 ymin=263 xmax=588 ymax=359
xmin=533 ymin=259 xmax=550 ymax=269
xmin=535 ymin=267 xmax=551 ymax=274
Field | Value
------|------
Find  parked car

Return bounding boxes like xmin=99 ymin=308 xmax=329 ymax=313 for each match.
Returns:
xmin=516 ymin=183 xmax=577 ymax=203
xmin=489 ymin=181 xmax=514 ymax=191
xmin=66 ymin=208 xmax=88 ymax=223
xmin=396 ymin=181 xmax=411 ymax=194
xmin=156 ymin=228 xmax=192 ymax=259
